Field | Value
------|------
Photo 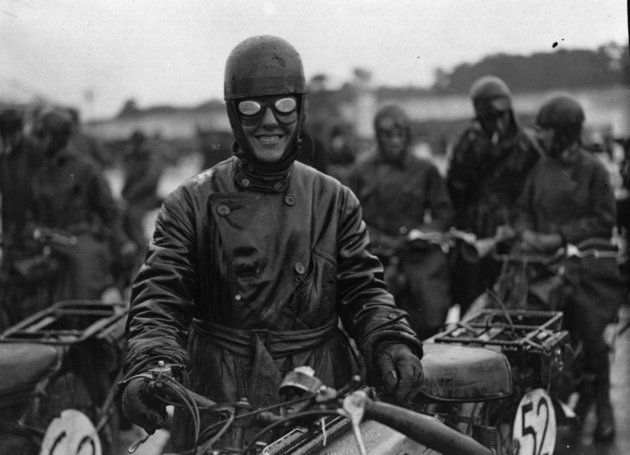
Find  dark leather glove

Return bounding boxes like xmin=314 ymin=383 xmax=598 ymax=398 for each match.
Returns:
xmin=376 ymin=343 xmax=423 ymax=404
xmin=121 ymin=378 xmax=168 ymax=434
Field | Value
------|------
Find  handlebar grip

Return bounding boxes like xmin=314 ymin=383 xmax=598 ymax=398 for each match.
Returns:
xmin=148 ymin=380 xmax=219 ymax=409
xmin=184 ymin=389 xmax=219 ymax=409
xmin=363 ymin=399 xmax=493 ymax=455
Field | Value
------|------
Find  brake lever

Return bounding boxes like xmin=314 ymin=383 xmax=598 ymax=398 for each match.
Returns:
xmin=128 ymin=432 xmax=151 ymax=453
xmin=339 ymin=391 xmax=368 ymax=455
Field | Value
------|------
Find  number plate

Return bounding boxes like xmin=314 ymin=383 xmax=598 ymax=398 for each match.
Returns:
xmin=40 ymin=409 xmax=102 ymax=455
xmin=513 ymin=388 xmax=556 ymax=455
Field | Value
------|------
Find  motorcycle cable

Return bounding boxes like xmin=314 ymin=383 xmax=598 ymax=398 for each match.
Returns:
xmin=126 ymin=372 xmax=202 ymax=454
xmin=196 ymin=392 xmax=318 ymax=444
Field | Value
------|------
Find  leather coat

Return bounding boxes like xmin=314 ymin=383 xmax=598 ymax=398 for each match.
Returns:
xmin=516 ymin=147 xmax=624 ymax=322
xmin=348 ymin=151 xmax=453 ymax=241
xmin=447 ymin=119 xmax=541 ymax=238
xmin=120 ymin=155 xmax=421 ymax=449
xmin=347 ymin=151 xmax=454 ymax=338
xmin=447 ymin=118 xmax=541 ymax=309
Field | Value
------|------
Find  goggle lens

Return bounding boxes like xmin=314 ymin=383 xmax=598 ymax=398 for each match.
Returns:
xmin=274 ymin=97 xmax=297 ymax=114
xmin=238 ymin=100 xmax=262 ymax=116
xmin=237 ymin=97 xmax=297 ymax=116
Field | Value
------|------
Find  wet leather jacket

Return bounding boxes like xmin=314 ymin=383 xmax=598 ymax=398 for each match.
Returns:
xmin=120 ymin=156 xmax=421 ymax=447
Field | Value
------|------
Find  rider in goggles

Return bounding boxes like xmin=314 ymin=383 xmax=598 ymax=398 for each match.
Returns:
xmin=237 ymin=96 xmax=298 ymax=126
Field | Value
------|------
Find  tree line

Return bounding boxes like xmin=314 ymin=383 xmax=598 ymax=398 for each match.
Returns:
xmin=432 ymin=42 xmax=629 ymax=93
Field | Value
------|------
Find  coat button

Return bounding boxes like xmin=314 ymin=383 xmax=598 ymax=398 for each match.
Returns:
xmin=217 ymin=204 xmax=230 ymax=216
xmin=294 ymin=262 xmax=305 ymax=275
xmin=399 ymin=226 xmax=408 ymax=234
xmin=388 ymin=312 xmax=398 ymax=319
xmin=241 ymin=178 xmax=250 ymax=187
xmin=273 ymin=182 xmax=284 ymax=191
xmin=284 ymin=194 xmax=296 ymax=206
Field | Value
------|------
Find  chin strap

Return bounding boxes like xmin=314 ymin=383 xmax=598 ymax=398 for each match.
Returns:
xmin=234 ymin=146 xmax=298 ymax=193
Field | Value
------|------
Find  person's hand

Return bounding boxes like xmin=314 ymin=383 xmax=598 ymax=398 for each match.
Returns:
xmin=376 ymin=343 xmax=423 ymax=403
xmin=407 ymin=229 xmax=441 ymax=243
xmin=122 ymin=378 xmax=168 ymax=434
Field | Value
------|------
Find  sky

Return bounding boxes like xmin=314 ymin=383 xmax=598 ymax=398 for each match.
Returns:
xmin=1 ymin=0 xmax=628 ymax=119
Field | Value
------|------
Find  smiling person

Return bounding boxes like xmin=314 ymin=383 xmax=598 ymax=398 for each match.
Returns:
xmin=116 ymin=35 xmax=423 ymax=452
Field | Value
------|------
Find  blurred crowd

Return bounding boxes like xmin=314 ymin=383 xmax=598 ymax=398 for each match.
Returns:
xmin=0 ymin=106 xmax=166 ymax=326
xmin=2 ymin=79 xmax=628 ymax=328
xmin=302 ymin=78 xmax=627 ymax=441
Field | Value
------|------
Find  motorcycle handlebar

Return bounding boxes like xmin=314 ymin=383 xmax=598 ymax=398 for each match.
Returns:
xmin=136 ymin=367 xmax=495 ymax=455
xmin=493 ymin=251 xmax=563 ymax=264
xmin=32 ymin=227 xmax=77 ymax=247
xmin=147 ymin=377 xmax=219 ymax=410
xmin=361 ymin=395 xmax=494 ymax=455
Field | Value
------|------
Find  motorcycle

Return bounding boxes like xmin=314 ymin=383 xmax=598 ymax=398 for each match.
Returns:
xmin=124 ymin=297 xmax=575 ymax=455
xmin=370 ymin=228 xmax=481 ymax=338
xmin=0 ymin=299 xmax=127 ymax=455
xmin=428 ymin=307 xmax=574 ymax=454
xmin=127 ymin=362 xmax=497 ymax=455
xmin=126 ymin=320 xmax=573 ymax=455
xmin=373 ymin=229 xmax=581 ymax=454
xmin=431 ymin=238 xmax=622 ymax=454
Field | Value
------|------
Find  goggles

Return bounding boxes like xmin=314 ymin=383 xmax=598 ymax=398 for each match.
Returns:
xmin=237 ymin=97 xmax=298 ymax=126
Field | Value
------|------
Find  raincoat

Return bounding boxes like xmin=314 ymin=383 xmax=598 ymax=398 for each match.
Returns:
xmin=516 ymin=147 xmax=624 ymax=386
xmin=447 ymin=118 xmax=541 ymax=309
xmin=348 ymin=151 xmax=454 ymax=338
xmin=30 ymin=148 xmax=124 ymax=299
xmin=119 ymin=156 xmax=422 ymax=450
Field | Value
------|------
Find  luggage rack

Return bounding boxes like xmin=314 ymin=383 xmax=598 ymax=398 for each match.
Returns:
xmin=0 ymin=300 xmax=127 ymax=345
xmin=433 ymin=309 xmax=570 ymax=355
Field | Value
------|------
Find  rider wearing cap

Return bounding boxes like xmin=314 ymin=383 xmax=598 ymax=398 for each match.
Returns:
xmin=515 ymin=94 xmax=624 ymax=442
xmin=348 ymin=105 xmax=454 ymax=339
xmin=447 ymin=76 xmax=541 ymax=312
xmin=117 ymin=35 xmax=423 ymax=451
xmin=29 ymin=108 xmax=129 ymax=301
